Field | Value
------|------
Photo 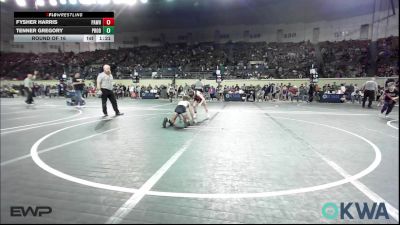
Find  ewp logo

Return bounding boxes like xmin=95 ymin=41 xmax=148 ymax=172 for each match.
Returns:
xmin=322 ymin=202 xmax=389 ymax=220
xmin=10 ymin=206 xmax=52 ymax=217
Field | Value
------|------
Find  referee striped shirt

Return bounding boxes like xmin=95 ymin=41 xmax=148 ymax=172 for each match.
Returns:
xmin=24 ymin=77 xmax=33 ymax=88
xmin=364 ymin=80 xmax=378 ymax=91
xmin=97 ymin=72 xmax=114 ymax=90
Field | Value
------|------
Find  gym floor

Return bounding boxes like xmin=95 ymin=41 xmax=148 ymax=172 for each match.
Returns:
xmin=1 ymin=97 xmax=398 ymax=224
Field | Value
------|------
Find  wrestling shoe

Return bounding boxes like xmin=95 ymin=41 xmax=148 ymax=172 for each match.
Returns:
xmin=162 ymin=117 xmax=168 ymax=128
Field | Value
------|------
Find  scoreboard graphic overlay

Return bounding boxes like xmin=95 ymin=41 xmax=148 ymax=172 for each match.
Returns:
xmin=14 ymin=12 xmax=114 ymax=42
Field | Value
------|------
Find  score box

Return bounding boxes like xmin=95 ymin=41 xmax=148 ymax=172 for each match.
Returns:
xmin=83 ymin=35 xmax=96 ymax=42
xmin=96 ymin=35 xmax=114 ymax=42
xmin=102 ymin=18 xmax=114 ymax=26
xmin=103 ymin=26 xmax=114 ymax=34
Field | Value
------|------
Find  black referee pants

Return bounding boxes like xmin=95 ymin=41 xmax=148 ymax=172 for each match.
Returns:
xmin=101 ymin=88 xmax=120 ymax=115
xmin=362 ymin=90 xmax=375 ymax=108
xmin=24 ymin=87 xmax=33 ymax=104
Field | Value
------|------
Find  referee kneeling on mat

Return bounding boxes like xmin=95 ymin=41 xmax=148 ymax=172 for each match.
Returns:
xmin=97 ymin=64 xmax=124 ymax=117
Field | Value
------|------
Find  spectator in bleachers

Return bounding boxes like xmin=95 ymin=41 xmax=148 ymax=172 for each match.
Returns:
xmin=0 ymin=37 xmax=398 ymax=85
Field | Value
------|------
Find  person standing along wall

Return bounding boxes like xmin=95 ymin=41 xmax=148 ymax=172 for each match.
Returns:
xmin=195 ymin=79 xmax=204 ymax=92
xmin=23 ymin=74 xmax=34 ymax=104
xmin=72 ymin=73 xmax=85 ymax=108
xmin=308 ymin=83 xmax=315 ymax=103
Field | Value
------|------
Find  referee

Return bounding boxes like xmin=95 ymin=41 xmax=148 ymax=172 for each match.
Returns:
xmin=362 ymin=77 xmax=378 ymax=108
xmin=97 ymin=64 xmax=124 ymax=117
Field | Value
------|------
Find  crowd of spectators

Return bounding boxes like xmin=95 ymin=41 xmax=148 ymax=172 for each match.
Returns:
xmin=0 ymin=37 xmax=398 ymax=81
xmin=201 ymin=81 xmax=398 ymax=104
xmin=2 ymin=77 xmax=398 ymax=109
xmin=0 ymin=84 xmax=20 ymax=98
xmin=320 ymin=39 xmax=370 ymax=78
xmin=376 ymin=36 xmax=399 ymax=77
